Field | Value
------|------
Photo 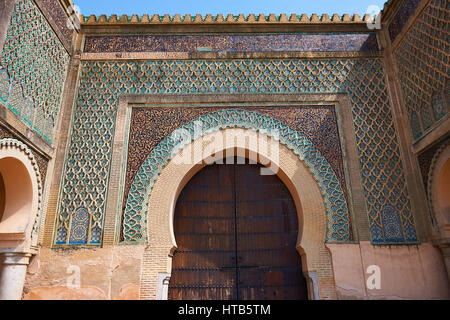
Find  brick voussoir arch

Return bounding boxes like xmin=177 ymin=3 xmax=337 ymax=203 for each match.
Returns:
xmin=122 ymin=109 xmax=351 ymax=243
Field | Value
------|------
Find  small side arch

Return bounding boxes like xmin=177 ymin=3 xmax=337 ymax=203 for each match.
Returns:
xmin=0 ymin=138 xmax=42 ymax=252
xmin=140 ymin=128 xmax=337 ymax=300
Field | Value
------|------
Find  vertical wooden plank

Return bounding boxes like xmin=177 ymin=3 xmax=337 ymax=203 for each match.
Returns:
xmin=169 ymin=164 xmax=236 ymax=300
xmin=235 ymin=161 xmax=308 ymax=300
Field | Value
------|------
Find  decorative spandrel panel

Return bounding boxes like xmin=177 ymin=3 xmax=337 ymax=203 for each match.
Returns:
xmin=122 ymin=108 xmax=352 ymax=243
xmin=54 ymin=58 xmax=418 ymax=246
xmin=122 ymin=105 xmax=350 ymax=239
xmin=394 ymin=0 xmax=449 ymax=140
xmin=0 ymin=0 xmax=70 ymax=143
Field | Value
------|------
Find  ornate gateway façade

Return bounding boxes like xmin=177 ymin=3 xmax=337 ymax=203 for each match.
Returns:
xmin=0 ymin=0 xmax=448 ymax=300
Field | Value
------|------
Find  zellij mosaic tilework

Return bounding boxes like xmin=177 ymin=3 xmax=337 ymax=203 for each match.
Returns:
xmin=54 ymin=58 xmax=418 ymax=246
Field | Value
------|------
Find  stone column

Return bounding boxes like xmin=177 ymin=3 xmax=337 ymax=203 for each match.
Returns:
xmin=0 ymin=252 xmax=32 ymax=300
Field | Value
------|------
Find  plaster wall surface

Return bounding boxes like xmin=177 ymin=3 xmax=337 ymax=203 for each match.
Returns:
xmin=327 ymin=242 xmax=450 ymax=300
xmin=23 ymin=245 xmax=145 ymax=300
xmin=23 ymin=241 xmax=450 ymax=300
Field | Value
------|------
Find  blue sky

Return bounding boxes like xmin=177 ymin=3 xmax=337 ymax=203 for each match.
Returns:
xmin=72 ymin=0 xmax=387 ymax=16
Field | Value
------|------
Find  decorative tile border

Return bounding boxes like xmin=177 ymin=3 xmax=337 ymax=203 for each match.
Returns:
xmin=81 ymin=13 xmax=375 ymax=25
xmin=84 ymin=33 xmax=379 ymax=53
xmin=0 ymin=122 xmax=49 ymax=186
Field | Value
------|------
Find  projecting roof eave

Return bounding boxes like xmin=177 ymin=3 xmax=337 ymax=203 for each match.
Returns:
xmin=79 ymin=13 xmax=386 ymax=34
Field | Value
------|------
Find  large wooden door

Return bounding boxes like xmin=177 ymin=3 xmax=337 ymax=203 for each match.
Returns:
xmin=168 ymin=159 xmax=308 ymax=300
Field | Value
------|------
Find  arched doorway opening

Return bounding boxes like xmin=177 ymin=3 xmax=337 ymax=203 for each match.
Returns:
xmin=0 ymin=157 xmax=33 ymax=236
xmin=168 ymin=157 xmax=308 ymax=300
xmin=436 ymin=158 xmax=450 ymax=229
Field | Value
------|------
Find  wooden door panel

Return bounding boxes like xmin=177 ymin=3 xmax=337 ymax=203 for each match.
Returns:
xmin=234 ymin=164 xmax=280 ymax=185
xmin=169 ymin=160 xmax=307 ymax=300
xmin=170 ymin=285 xmax=236 ymax=300
xmin=236 ymin=233 xmax=297 ymax=250
xmin=169 ymin=262 xmax=237 ymax=299
xmin=174 ymin=213 xmax=235 ymax=234
xmin=169 ymin=163 xmax=236 ymax=300
xmin=238 ymin=267 xmax=307 ymax=300
xmin=235 ymin=162 xmax=306 ymax=300
xmin=238 ymin=268 xmax=285 ymax=300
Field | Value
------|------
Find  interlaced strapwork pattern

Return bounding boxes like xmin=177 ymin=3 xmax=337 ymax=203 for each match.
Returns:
xmin=0 ymin=0 xmax=70 ymax=143
xmin=348 ymin=61 xmax=417 ymax=243
xmin=394 ymin=0 xmax=449 ymax=140
xmin=55 ymin=58 xmax=417 ymax=246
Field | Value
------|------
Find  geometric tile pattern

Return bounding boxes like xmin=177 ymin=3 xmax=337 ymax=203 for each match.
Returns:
xmin=0 ymin=0 xmax=70 ymax=143
xmin=0 ymin=69 xmax=10 ymax=102
xmin=84 ymin=33 xmax=379 ymax=53
xmin=123 ymin=109 xmax=351 ymax=243
xmin=388 ymin=0 xmax=422 ymax=43
xmin=348 ymin=60 xmax=418 ymax=243
xmin=55 ymin=58 xmax=417 ymax=246
xmin=394 ymin=0 xmax=449 ymax=140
